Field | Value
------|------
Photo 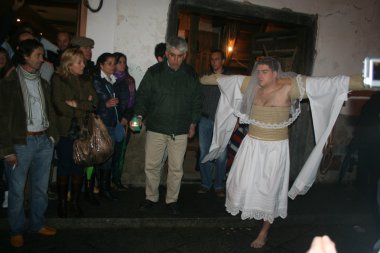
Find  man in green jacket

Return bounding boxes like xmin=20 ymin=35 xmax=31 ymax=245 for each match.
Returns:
xmin=0 ymin=39 xmax=58 ymax=248
xmin=134 ymin=36 xmax=202 ymax=215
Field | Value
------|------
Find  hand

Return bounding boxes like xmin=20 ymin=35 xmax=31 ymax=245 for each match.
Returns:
xmin=121 ymin=118 xmax=128 ymax=126
xmin=121 ymin=118 xmax=130 ymax=133
xmin=188 ymin=123 xmax=196 ymax=138
xmin=88 ymin=95 xmax=93 ymax=101
xmin=65 ymin=100 xmax=77 ymax=108
xmin=4 ymin=154 xmax=17 ymax=166
xmin=199 ymin=73 xmax=223 ymax=85
xmin=307 ymin=236 xmax=337 ymax=253
xmin=106 ymin=98 xmax=119 ymax=108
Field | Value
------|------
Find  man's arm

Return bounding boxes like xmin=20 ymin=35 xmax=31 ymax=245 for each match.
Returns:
xmin=200 ymin=73 xmax=251 ymax=95
xmin=133 ymin=71 xmax=153 ymax=119
xmin=199 ymin=73 xmax=222 ymax=85
xmin=191 ymin=77 xmax=202 ymax=123
xmin=348 ymin=75 xmax=366 ymax=90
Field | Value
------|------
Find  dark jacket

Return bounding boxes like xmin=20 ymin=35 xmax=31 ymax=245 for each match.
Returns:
xmin=201 ymin=68 xmax=232 ymax=121
xmin=83 ymin=60 xmax=96 ymax=80
xmin=93 ymin=75 xmax=121 ymax=127
xmin=113 ymin=72 xmax=135 ymax=121
xmin=51 ymin=73 xmax=99 ymax=137
xmin=134 ymin=60 xmax=202 ymax=136
xmin=0 ymin=69 xmax=58 ymax=157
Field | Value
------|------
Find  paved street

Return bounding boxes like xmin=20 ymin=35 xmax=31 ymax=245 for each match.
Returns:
xmin=0 ymin=183 xmax=379 ymax=252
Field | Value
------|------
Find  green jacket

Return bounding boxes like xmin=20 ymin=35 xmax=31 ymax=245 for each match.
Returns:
xmin=134 ymin=61 xmax=202 ymax=135
xmin=0 ymin=69 xmax=59 ymax=158
xmin=51 ymin=73 xmax=99 ymax=137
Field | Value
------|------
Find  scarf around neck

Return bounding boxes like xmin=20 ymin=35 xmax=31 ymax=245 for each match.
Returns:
xmin=17 ymin=65 xmax=49 ymax=128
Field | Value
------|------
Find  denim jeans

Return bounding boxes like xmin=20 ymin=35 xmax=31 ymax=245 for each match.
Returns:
xmin=198 ymin=116 xmax=227 ymax=190
xmin=5 ymin=135 xmax=54 ymax=235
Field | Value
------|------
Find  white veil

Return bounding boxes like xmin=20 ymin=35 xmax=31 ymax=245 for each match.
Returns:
xmin=237 ymin=57 xmax=304 ymax=129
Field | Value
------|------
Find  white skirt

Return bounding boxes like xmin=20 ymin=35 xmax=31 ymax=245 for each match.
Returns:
xmin=225 ymin=136 xmax=290 ymax=223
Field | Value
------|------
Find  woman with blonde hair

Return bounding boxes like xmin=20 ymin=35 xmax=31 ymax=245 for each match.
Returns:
xmin=51 ymin=48 xmax=98 ymax=217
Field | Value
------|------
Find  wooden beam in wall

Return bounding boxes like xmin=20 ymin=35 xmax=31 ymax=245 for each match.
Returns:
xmin=77 ymin=0 xmax=87 ymax=36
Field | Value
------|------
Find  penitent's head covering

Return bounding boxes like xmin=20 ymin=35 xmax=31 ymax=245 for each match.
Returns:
xmin=239 ymin=57 xmax=301 ymax=129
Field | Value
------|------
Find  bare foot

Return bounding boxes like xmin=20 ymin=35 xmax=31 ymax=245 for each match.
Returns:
xmin=250 ymin=233 xmax=267 ymax=249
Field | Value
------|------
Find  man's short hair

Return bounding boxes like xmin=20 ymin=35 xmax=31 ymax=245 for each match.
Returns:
xmin=57 ymin=31 xmax=71 ymax=38
xmin=16 ymin=31 xmax=34 ymax=44
xmin=210 ymin=49 xmax=226 ymax=60
xmin=166 ymin=36 xmax=188 ymax=53
xmin=14 ymin=39 xmax=43 ymax=65
xmin=154 ymin=42 xmax=166 ymax=59
xmin=257 ymin=56 xmax=280 ymax=72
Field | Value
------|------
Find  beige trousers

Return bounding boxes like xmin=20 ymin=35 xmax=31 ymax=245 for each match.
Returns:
xmin=145 ymin=131 xmax=188 ymax=203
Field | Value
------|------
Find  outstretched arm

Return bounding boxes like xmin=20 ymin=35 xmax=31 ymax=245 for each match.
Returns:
xmin=199 ymin=73 xmax=223 ymax=85
xmin=348 ymin=75 xmax=366 ymax=91
xmin=200 ymin=73 xmax=251 ymax=94
xmin=289 ymin=75 xmax=368 ymax=100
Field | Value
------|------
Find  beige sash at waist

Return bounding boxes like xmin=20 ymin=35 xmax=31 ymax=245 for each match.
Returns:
xmin=247 ymin=105 xmax=289 ymax=141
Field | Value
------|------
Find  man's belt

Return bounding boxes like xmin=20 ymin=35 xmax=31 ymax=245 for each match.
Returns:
xmin=26 ymin=130 xmax=47 ymax=136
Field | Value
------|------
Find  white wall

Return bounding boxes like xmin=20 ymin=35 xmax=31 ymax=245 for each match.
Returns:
xmin=86 ymin=0 xmax=380 ymax=85
xmin=86 ymin=0 xmax=170 ymax=85
xmin=86 ymin=0 xmax=117 ymax=65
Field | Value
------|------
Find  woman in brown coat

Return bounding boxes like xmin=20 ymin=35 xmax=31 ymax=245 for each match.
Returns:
xmin=51 ymin=48 xmax=98 ymax=217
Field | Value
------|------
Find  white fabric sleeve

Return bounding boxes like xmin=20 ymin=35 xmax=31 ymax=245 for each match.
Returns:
xmin=288 ymin=75 xmax=349 ymax=199
xmin=202 ymin=75 xmax=245 ymax=162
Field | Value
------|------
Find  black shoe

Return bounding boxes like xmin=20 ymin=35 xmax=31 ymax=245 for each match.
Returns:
xmin=139 ymin=200 xmax=157 ymax=211
xmin=197 ymin=186 xmax=210 ymax=194
xmin=167 ymin=202 xmax=180 ymax=215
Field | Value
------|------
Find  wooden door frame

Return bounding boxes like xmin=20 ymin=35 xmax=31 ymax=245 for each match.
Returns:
xmin=78 ymin=1 xmax=88 ymax=36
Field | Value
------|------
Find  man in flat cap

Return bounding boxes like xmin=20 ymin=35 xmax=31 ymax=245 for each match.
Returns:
xmin=70 ymin=36 xmax=95 ymax=79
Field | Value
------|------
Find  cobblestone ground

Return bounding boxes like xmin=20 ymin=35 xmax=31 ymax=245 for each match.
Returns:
xmin=0 ymin=184 xmax=379 ymax=252
xmin=0 ymin=223 xmax=378 ymax=253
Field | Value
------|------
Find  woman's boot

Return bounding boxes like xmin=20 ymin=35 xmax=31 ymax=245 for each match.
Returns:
xmin=70 ymin=175 xmax=84 ymax=217
xmin=57 ymin=176 xmax=68 ymax=218
xmin=99 ymin=170 xmax=118 ymax=201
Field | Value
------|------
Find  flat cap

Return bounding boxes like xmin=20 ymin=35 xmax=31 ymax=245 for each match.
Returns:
xmin=70 ymin=36 xmax=94 ymax=48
